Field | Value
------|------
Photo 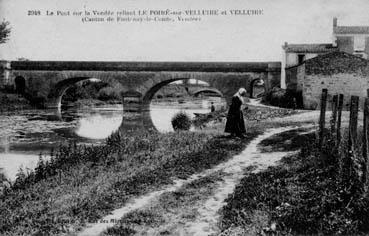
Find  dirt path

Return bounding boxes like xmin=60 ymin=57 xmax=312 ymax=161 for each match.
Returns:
xmin=77 ymin=120 xmax=316 ymax=236
xmin=181 ymin=126 xmax=312 ymax=235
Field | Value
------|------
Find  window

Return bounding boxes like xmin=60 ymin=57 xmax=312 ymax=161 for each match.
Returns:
xmin=298 ymin=54 xmax=305 ymax=64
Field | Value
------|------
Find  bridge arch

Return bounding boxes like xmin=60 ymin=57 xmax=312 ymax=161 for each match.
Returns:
xmin=140 ymin=78 xmax=227 ymax=110
xmin=15 ymin=76 xmax=26 ymax=94
xmin=249 ymin=78 xmax=266 ymax=98
xmin=48 ymin=77 xmax=124 ymax=109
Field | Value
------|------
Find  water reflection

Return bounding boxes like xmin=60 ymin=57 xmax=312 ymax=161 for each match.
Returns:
xmin=0 ymin=153 xmax=41 ymax=182
xmin=0 ymin=98 xmax=226 ymax=181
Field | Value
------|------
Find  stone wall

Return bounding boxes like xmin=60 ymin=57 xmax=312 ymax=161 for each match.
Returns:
xmin=302 ymin=51 xmax=369 ymax=110
xmin=303 ymin=73 xmax=368 ymax=110
xmin=336 ymin=36 xmax=354 ymax=54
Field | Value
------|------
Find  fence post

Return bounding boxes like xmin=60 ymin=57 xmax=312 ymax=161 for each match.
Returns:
xmin=330 ymin=95 xmax=338 ymax=134
xmin=319 ymin=89 xmax=328 ymax=149
xmin=342 ymin=96 xmax=359 ymax=182
xmin=348 ymin=96 xmax=359 ymax=149
xmin=336 ymin=94 xmax=344 ymax=146
xmin=363 ymin=98 xmax=369 ymax=186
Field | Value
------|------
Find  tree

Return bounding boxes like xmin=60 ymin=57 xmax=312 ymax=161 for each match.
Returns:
xmin=0 ymin=20 xmax=11 ymax=44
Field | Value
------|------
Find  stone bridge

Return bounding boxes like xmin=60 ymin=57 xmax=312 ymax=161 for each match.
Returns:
xmin=0 ymin=61 xmax=281 ymax=111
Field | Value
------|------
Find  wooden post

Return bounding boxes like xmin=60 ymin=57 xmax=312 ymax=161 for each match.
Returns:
xmin=342 ymin=96 xmax=359 ymax=182
xmin=330 ymin=95 xmax=338 ymax=134
xmin=348 ymin=96 xmax=359 ymax=149
xmin=363 ymin=98 xmax=369 ymax=185
xmin=336 ymin=94 xmax=344 ymax=146
xmin=319 ymin=89 xmax=328 ymax=149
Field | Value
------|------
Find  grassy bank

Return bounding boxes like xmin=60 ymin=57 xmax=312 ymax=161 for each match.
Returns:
xmin=193 ymin=104 xmax=301 ymax=129
xmin=0 ymin=126 xmax=263 ymax=235
xmin=220 ymin=129 xmax=369 ymax=235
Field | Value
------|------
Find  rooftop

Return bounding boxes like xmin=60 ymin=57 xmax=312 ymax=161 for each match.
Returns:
xmin=334 ymin=26 xmax=369 ymax=35
xmin=283 ymin=43 xmax=337 ymax=53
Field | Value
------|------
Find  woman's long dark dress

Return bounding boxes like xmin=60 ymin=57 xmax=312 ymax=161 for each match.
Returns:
xmin=224 ymin=96 xmax=246 ymax=135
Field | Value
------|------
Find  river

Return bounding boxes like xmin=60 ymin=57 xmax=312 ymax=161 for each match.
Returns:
xmin=0 ymin=97 xmax=225 ymax=181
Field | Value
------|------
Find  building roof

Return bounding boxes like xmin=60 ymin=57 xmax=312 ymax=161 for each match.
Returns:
xmin=301 ymin=51 xmax=369 ymax=75
xmin=283 ymin=43 xmax=337 ymax=53
xmin=334 ymin=26 xmax=369 ymax=34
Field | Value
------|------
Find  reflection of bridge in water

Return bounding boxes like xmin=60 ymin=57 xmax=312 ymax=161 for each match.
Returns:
xmin=50 ymin=105 xmax=156 ymax=133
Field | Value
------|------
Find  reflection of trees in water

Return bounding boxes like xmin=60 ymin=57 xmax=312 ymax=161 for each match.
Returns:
xmin=0 ymin=135 xmax=10 ymax=153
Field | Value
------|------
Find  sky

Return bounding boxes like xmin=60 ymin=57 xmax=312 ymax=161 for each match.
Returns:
xmin=0 ymin=0 xmax=369 ymax=62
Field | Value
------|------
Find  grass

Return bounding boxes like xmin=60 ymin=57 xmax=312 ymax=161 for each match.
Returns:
xmin=0 ymin=127 xmax=262 ymax=235
xmin=0 ymin=102 xmax=312 ymax=235
xmin=219 ymin=128 xmax=369 ymax=235
xmin=102 ymin=172 xmax=225 ymax=236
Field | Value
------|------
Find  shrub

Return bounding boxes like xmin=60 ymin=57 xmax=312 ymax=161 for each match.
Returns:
xmin=171 ymin=111 xmax=191 ymax=131
xmin=97 ymin=87 xmax=121 ymax=101
xmin=264 ymin=87 xmax=302 ymax=109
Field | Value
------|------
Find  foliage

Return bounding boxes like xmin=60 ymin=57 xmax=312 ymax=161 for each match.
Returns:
xmin=220 ymin=130 xmax=369 ymax=235
xmin=171 ymin=111 xmax=192 ymax=131
xmin=97 ymin=86 xmax=121 ymax=101
xmin=0 ymin=91 xmax=33 ymax=112
xmin=62 ymin=81 xmax=108 ymax=103
xmin=264 ymin=87 xmax=302 ymax=109
xmin=0 ymin=127 xmax=261 ymax=235
xmin=0 ymin=20 xmax=10 ymax=44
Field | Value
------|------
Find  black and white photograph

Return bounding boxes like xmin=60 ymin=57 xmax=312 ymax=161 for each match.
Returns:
xmin=1 ymin=0 xmax=369 ymax=235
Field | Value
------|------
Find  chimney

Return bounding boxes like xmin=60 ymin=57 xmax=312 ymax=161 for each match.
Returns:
xmin=333 ymin=17 xmax=337 ymax=27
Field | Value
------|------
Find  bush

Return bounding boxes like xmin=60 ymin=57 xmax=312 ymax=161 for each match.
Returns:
xmin=97 ymin=86 xmax=121 ymax=101
xmin=171 ymin=111 xmax=191 ymax=131
xmin=264 ymin=87 xmax=303 ymax=109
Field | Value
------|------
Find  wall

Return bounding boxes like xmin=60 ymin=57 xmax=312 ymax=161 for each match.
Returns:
xmin=365 ymin=37 xmax=369 ymax=56
xmin=303 ymin=73 xmax=368 ymax=110
xmin=336 ymin=36 xmax=354 ymax=54
xmin=0 ymin=61 xmax=11 ymax=88
xmin=301 ymin=51 xmax=369 ymax=110
xmin=285 ymin=64 xmax=305 ymax=91
xmin=285 ymin=52 xmax=318 ymax=67
xmin=282 ymin=52 xmax=318 ymax=89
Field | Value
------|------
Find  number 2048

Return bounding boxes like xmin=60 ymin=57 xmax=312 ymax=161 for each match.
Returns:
xmin=28 ymin=10 xmax=41 ymax=16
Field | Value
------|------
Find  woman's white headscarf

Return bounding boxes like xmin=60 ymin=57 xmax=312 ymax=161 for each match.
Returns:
xmin=234 ymin=88 xmax=247 ymax=103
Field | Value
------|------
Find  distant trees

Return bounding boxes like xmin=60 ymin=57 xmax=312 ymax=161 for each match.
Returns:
xmin=0 ymin=20 xmax=11 ymax=44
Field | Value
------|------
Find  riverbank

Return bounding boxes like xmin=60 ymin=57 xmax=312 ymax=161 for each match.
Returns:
xmin=0 ymin=101 xmax=318 ymax=235
xmin=0 ymin=127 xmax=264 ymax=235
xmin=219 ymin=129 xmax=369 ymax=235
xmin=0 ymin=91 xmax=34 ymax=112
xmin=63 ymin=98 xmax=122 ymax=108
xmin=100 ymin=126 xmax=311 ymax=236
xmin=193 ymin=101 xmax=302 ymax=129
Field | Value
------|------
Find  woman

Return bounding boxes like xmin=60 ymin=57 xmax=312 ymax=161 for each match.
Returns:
xmin=224 ymin=88 xmax=247 ymax=138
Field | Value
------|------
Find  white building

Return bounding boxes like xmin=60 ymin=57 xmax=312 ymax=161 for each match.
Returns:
xmin=281 ymin=17 xmax=369 ymax=89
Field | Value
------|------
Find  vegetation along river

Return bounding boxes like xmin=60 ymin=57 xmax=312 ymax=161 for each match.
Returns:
xmin=0 ymin=97 xmax=225 ymax=181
